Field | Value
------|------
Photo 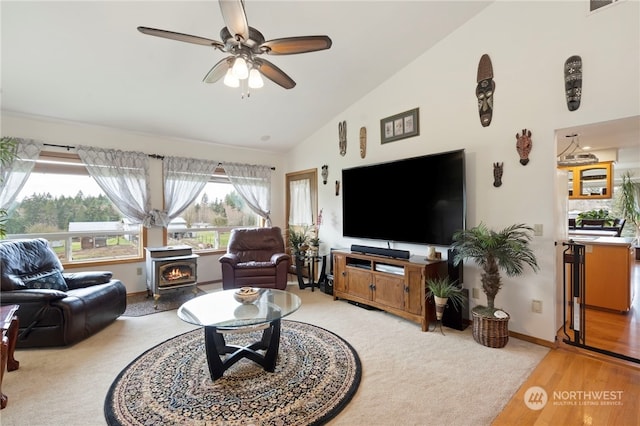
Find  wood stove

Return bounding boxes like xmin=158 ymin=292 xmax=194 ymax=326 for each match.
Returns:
xmin=145 ymin=246 xmax=198 ymax=308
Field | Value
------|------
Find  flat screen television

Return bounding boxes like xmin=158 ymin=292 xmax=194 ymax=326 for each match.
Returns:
xmin=341 ymin=149 xmax=466 ymax=246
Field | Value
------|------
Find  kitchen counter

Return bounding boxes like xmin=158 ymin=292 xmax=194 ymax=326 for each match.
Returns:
xmin=567 ymin=237 xmax=636 ymax=312
xmin=567 ymin=236 xmax=636 ymax=246
xmin=568 ymin=229 xmax=619 ymax=238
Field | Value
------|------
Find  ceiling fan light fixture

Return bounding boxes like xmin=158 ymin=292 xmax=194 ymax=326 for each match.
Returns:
xmin=223 ymin=68 xmax=240 ymax=87
xmin=248 ymin=68 xmax=264 ymax=89
xmin=231 ymin=56 xmax=249 ymax=79
xmin=138 ymin=0 xmax=331 ymax=95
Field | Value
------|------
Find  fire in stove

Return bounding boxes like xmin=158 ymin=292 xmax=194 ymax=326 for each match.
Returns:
xmin=165 ymin=267 xmax=192 ymax=281
xmin=158 ymin=262 xmax=197 ymax=287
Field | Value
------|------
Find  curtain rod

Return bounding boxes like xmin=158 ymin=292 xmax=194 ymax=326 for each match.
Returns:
xmin=42 ymin=143 xmax=275 ymax=170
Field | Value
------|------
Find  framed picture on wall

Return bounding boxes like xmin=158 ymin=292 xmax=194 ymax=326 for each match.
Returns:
xmin=380 ymin=108 xmax=420 ymax=144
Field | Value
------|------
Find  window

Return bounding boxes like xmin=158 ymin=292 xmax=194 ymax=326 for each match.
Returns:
xmin=5 ymin=151 xmax=143 ymax=265
xmin=166 ymin=171 xmax=262 ymax=252
xmin=6 ymin=152 xmax=262 ymax=261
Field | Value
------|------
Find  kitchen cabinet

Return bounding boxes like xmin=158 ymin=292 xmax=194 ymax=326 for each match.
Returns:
xmin=582 ymin=237 xmax=636 ymax=312
xmin=560 ymin=161 xmax=613 ymax=199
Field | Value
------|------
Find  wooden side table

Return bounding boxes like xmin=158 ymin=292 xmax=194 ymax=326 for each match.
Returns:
xmin=1 ymin=304 xmax=20 ymax=410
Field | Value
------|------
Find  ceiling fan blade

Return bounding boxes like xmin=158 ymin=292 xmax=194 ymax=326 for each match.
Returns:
xmin=218 ymin=0 xmax=249 ymax=41
xmin=260 ymin=36 xmax=332 ymax=55
xmin=203 ymin=57 xmax=234 ymax=83
xmin=253 ymin=58 xmax=296 ymax=89
xmin=138 ymin=27 xmax=224 ymax=50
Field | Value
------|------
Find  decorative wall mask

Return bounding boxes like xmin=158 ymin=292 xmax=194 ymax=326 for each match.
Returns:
xmin=564 ymin=55 xmax=582 ymax=111
xmin=335 ymin=180 xmax=340 ymax=196
xmin=493 ymin=162 xmax=503 ymax=187
xmin=515 ymin=129 xmax=532 ymax=165
xmin=338 ymin=121 xmax=347 ymax=156
xmin=476 ymin=54 xmax=495 ymax=127
xmin=359 ymin=127 xmax=367 ymax=159
xmin=321 ymin=165 xmax=328 ymax=184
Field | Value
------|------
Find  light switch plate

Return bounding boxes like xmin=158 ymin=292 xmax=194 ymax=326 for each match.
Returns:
xmin=533 ymin=224 xmax=543 ymax=236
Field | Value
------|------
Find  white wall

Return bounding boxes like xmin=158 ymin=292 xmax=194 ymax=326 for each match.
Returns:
xmin=1 ymin=113 xmax=287 ymax=292
xmin=285 ymin=1 xmax=640 ymax=342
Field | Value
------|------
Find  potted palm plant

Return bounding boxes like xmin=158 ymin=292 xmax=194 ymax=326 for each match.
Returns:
xmin=451 ymin=223 xmax=539 ymax=348
xmin=426 ymin=276 xmax=467 ymax=322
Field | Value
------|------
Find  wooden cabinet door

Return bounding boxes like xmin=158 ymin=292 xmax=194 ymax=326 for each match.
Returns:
xmin=333 ymin=254 xmax=347 ymax=293
xmin=347 ymin=268 xmax=373 ymax=300
xmin=404 ymin=266 xmax=425 ymax=315
xmin=373 ymin=274 xmax=405 ymax=310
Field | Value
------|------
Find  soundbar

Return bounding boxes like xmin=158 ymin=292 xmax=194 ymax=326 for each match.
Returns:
xmin=350 ymin=245 xmax=410 ymax=259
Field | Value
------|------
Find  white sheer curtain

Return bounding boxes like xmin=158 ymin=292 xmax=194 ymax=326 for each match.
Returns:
xmin=76 ymin=145 xmax=160 ymax=227
xmin=163 ymin=156 xmax=218 ymax=221
xmin=222 ymin=162 xmax=272 ymax=226
xmin=289 ymin=179 xmax=312 ymax=226
xmin=0 ymin=138 xmax=43 ymax=210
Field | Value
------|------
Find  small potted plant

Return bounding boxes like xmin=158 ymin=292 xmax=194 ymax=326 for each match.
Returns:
xmin=288 ymin=227 xmax=309 ymax=259
xmin=576 ymin=209 xmax=615 ymax=227
xmin=426 ymin=276 xmax=467 ymax=322
xmin=451 ymin=223 xmax=539 ymax=348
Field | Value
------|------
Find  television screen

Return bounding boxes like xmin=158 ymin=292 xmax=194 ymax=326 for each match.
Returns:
xmin=341 ymin=149 xmax=465 ymax=246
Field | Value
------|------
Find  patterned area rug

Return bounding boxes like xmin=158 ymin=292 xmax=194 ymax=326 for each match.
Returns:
xmin=122 ymin=288 xmax=205 ymax=317
xmin=104 ymin=320 xmax=361 ymax=425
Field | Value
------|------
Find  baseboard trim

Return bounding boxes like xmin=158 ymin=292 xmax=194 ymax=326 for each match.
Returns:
xmin=509 ymin=330 xmax=555 ymax=349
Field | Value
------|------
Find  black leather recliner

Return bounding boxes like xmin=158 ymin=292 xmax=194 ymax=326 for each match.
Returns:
xmin=0 ymin=238 xmax=127 ymax=348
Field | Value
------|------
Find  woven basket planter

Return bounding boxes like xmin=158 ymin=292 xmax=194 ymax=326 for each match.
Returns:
xmin=471 ymin=308 xmax=510 ymax=348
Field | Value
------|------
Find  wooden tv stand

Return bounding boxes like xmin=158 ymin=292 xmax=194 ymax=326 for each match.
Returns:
xmin=332 ymin=250 xmax=446 ymax=331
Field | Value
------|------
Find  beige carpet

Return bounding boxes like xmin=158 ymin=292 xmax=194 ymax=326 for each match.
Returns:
xmin=0 ymin=283 xmax=549 ymax=425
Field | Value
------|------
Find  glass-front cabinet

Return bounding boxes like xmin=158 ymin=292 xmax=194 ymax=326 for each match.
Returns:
xmin=560 ymin=161 xmax=613 ymax=199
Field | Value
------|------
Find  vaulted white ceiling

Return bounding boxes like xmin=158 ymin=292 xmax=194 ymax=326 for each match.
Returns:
xmin=1 ymin=1 xmax=492 ymax=152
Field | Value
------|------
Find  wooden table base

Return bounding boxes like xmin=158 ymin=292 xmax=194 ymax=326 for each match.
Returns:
xmin=1 ymin=305 xmax=20 ymax=410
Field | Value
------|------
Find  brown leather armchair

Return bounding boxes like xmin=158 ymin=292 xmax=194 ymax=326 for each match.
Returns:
xmin=0 ymin=238 xmax=127 ymax=348
xmin=219 ymin=227 xmax=290 ymax=290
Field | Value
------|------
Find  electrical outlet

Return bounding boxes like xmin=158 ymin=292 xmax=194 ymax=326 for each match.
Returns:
xmin=136 ymin=267 xmax=143 ymax=276
xmin=533 ymin=224 xmax=543 ymax=236
xmin=472 ymin=288 xmax=480 ymax=299
xmin=532 ymin=299 xmax=543 ymax=313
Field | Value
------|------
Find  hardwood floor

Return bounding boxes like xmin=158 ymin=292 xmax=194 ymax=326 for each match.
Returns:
xmin=580 ymin=256 xmax=639 ymax=360
xmin=493 ymin=348 xmax=640 ymax=425
xmin=494 ymin=260 xmax=640 ymax=424
xmin=561 ymin=256 xmax=640 ymax=361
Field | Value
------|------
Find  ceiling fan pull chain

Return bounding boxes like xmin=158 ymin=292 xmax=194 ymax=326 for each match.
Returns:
xmin=241 ymin=79 xmax=248 ymax=99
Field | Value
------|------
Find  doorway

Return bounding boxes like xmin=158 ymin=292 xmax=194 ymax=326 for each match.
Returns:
xmin=285 ymin=168 xmax=318 ymax=266
xmin=555 ymin=116 xmax=640 ymax=363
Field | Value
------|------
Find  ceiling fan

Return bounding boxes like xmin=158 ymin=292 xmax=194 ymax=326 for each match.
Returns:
xmin=137 ymin=0 xmax=332 ymax=92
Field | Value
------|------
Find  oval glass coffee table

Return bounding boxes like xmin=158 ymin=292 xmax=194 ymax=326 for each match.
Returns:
xmin=177 ymin=288 xmax=301 ymax=380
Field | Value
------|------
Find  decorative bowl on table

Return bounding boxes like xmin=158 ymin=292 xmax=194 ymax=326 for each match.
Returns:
xmin=233 ymin=287 xmax=260 ymax=304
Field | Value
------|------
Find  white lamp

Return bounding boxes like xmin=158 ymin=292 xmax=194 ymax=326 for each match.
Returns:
xmin=231 ymin=56 xmax=249 ymax=80
xmin=223 ymin=69 xmax=239 ymax=87
xmin=248 ymin=68 xmax=264 ymax=89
